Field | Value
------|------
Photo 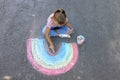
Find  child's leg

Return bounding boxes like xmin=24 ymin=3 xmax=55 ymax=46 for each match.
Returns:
xmin=42 ymin=25 xmax=70 ymax=37
xmin=56 ymin=26 xmax=70 ymax=34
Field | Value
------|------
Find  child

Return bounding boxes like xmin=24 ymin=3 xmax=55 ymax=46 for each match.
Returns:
xmin=42 ymin=8 xmax=74 ymax=53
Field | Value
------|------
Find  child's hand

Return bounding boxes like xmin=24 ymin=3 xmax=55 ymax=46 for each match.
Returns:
xmin=49 ymin=44 xmax=55 ymax=53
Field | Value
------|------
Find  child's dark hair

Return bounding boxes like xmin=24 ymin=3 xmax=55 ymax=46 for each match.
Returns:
xmin=54 ymin=8 xmax=67 ymax=25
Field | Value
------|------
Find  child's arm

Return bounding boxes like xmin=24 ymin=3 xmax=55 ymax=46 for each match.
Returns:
xmin=66 ymin=22 xmax=74 ymax=35
xmin=45 ymin=27 xmax=55 ymax=53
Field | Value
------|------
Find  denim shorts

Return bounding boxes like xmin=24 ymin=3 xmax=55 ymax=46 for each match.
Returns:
xmin=42 ymin=25 xmax=70 ymax=37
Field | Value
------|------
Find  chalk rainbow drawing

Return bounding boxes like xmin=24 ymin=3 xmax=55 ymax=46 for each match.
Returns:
xmin=27 ymin=38 xmax=79 ymax=75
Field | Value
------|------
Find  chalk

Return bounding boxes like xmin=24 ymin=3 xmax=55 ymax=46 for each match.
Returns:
xmin=77 ymin=35 xmax=85 ymax=45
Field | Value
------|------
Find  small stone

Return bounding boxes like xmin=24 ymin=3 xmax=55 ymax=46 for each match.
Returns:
xmin=23 ymin=58 xmax=26 ymax=62
xmin=77 ymin=76 xmax=81 ymax=80
xmin=3 ymin=76 xmax=12 ymax=80
xmin=32 ymin=14 xmax=35 ymax=16
xmin=57 ymin=78 xmax=60 ymax=80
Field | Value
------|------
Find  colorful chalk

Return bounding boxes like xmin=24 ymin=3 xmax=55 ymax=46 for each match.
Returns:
xmin=27 ymin=38 xmax=79 ymax=75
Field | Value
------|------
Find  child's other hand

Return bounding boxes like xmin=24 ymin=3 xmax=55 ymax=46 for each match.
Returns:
xmin=49 ymin=44 xmax=55 ymax=54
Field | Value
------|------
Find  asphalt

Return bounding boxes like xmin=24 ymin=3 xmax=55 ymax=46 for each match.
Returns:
xmin=0 ymin=0 xmax=120 ymax=80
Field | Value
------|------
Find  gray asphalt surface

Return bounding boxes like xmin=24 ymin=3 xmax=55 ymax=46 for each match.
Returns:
xmin=0 ymin=0 xmax=120 ymax=80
